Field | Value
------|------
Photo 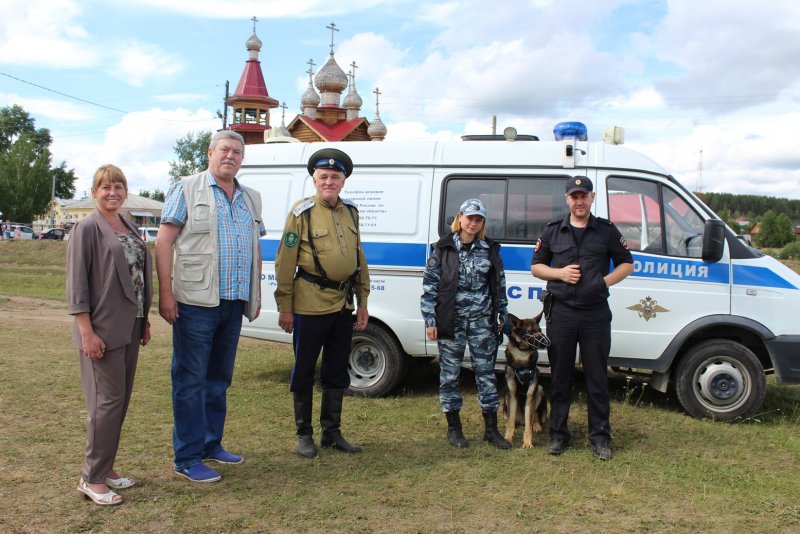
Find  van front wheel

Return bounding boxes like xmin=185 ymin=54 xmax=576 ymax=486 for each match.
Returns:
xmin=347 ymin=323 xmax=408 ymax=397
xmin=674 ymin=339 xmax=766 ymax=421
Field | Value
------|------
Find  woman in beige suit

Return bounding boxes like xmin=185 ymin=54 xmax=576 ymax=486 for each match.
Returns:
xmin=67 ymin=164 xmax=153 ymax=506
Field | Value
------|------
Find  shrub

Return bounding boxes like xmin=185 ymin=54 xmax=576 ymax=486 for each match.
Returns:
xmin=780 ymin=240 xmax=800 ymax=260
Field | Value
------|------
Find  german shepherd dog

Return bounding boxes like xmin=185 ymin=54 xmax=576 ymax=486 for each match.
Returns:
xmin=502 ymin=312 xmax=550 ymax=448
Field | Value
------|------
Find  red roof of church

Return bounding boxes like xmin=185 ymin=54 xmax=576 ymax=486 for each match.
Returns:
xmin=231 ymin=59 xmax=278 ymax=104
xmin=293 ymin=116 xmax=367 ymax=141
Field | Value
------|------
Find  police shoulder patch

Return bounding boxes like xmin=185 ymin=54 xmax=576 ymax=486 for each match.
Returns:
xmin=534 ymin=238 xmax=542 ymax=252
xmin=426 ymin=256 xmax=440 ymax=269
xmin=284 ymin=231 xmax=299 ymax=248
xmin=291 ymin=198 xmax=315 ymax=217
xmin=620 ymin=236 xmax=629 ymax=250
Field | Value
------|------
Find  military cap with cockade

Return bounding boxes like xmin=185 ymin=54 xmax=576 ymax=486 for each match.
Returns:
xmin=307 ymin=148 xmax=354 ymax=177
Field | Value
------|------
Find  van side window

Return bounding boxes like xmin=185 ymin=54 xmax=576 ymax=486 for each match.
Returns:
xmin=607 ymin=177 xmax=704 ymax=258
xmin=663 ymin=188 xmax=705 ymax=257
xmin=441 ymin=176 xmax=568 ymax=241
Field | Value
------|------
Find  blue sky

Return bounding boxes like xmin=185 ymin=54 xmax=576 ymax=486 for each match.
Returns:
xmin=1 ymin=0 xmax=799 ymax=199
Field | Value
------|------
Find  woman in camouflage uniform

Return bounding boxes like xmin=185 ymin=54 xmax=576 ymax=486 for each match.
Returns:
xmin=420 ymin=198 xmax=511 ymax=449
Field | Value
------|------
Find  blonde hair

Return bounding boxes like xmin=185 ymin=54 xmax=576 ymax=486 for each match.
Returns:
xmin=451 ymin=212 xmax=486 ymax=240
xmin=92 ymin=164 xmax=128 ymax=192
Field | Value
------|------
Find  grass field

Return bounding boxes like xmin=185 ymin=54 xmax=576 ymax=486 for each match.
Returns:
xmin=0 ymin=240 xmax=799 ymax=533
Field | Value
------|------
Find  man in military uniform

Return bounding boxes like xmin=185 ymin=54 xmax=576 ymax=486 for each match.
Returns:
xmin=274 ymin=148 xmax=370 ymax=458
xmin=532 ymin=176 xmax=633 ymax=460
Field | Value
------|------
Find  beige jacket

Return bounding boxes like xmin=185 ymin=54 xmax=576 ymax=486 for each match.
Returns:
xmin=172 ymin=171 xmax=263 ymax=321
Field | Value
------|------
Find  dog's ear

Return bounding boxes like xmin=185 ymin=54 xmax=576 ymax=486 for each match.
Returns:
xmin=533 ymin=311 xmax=543 ymax=325
xmin=508 ymin=313 xmax=519 ymax=327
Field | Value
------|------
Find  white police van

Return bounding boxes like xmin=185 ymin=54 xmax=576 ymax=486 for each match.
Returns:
xmin=237 ymin=122 xmax=800 ymax=421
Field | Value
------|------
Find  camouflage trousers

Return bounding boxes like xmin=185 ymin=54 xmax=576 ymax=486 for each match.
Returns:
xmin=438 ymin=316 xmax=500 ymax=413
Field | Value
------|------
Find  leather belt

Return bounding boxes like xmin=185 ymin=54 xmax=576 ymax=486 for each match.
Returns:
xmin=297 ymin=269 xmax=349 ymax=291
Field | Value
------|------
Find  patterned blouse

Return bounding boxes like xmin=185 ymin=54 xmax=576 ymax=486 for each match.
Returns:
xmin=117 ymin=230 xmax=147 ymax=317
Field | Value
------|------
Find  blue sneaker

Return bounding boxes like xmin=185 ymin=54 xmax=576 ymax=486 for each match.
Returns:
xmin=175 ymin=463 xmax=221 ymax=483
xmin=203 ymin=449 xmax=244 ymax=465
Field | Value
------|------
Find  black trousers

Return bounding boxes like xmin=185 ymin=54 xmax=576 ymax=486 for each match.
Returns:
xmin=290 ymin=309 xmax=353 ymax=392
xmin=546 ymin=300 xmax=612 ymax=443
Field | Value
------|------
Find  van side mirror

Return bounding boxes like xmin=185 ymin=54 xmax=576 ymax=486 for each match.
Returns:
xmin=702 ymin=219 xmax=725 ymax=262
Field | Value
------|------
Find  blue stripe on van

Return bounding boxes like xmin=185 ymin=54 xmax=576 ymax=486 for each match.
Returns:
xmin=261 ymin=239 xmax=428 ymax=268
xmin=733 ymin=265 xmax=798 ymax=290
xmin=629 ymin=254 xmax=730 ymax=284
xmin=260 ymin=239 xmax=797 ymax=290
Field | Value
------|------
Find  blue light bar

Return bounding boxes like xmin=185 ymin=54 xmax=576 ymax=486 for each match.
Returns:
xmin=553 ymin=121 xmax=588 ymax=141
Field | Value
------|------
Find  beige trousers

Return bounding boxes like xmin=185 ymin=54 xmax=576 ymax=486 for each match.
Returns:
xmin=79 ymin=318 xmax=143 ymax=483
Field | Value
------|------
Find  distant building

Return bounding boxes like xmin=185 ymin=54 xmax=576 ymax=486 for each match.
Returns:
xmin=62 ymin=193 xmax=164 ymax=228
xmin=226 ymin=19 xmax=386 ymax=144
xmin=32 ymin=198 xmax=83 ymax=231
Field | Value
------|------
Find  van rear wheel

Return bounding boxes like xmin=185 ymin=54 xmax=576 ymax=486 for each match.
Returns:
xmin=347 ymin=323 xmax=407 ymax=397
xmin=674 ymin=339 xmax=765 ymax=421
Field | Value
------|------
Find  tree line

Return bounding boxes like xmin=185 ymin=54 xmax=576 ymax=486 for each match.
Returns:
xmin=697 ymin=192 xmax=800 ymax=225
xmin=0 ymin=105 xmax=77 ymax=223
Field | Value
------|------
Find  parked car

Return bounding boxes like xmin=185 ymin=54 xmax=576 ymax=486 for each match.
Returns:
xmin=6 ymin=224 xmax=37 ymax=240
xmin=39 ymin=228 xmax=67 ymax=240
xmin=138 ymin=227 xmax=159 ymax=242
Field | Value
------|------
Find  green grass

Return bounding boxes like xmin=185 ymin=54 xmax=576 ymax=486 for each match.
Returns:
xmin=1 ymin=241 xmax=799 ymax=533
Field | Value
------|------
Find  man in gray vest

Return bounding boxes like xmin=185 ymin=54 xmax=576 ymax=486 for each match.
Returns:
xmin=156 ymin=130 xmax=265 ymax=483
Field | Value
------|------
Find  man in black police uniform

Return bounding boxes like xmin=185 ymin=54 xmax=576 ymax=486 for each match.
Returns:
xmin=532 ymin=176 xmax=633 ymax=460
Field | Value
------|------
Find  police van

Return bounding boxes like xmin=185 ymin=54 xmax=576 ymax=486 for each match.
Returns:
xmin=237 ymin=122 xmax=800 ymax=421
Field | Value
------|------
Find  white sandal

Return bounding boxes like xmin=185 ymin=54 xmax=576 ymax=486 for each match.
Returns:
xmin=105 ymin=476 xmax=135 ymax=489
xmin=77 ymin=478 xmax=122 ymax=505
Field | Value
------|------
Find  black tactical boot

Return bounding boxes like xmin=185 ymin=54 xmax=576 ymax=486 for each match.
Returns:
xmin=445 ymin=410 xmax=469 ymax=448
xmin=482 ymin=410 xmax=512 ymax=449
xmin=320 ymin=389 xmax=362 ymax=453
xmin=293 ymin=390 xmax=317 ymax=458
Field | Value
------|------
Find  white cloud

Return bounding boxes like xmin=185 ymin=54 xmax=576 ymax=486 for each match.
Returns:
xmin=0 ymin=0 xmax=99 ymax=68
xmin=110 ymin=41 xmax=187 ymax=87
xmin=0 ymin=93 xmax=93 ymax=122
xmin=125 ymin=0 xmax=406 ymax=19
xmin=648 ymin=0 xmax=800 ymax=113
xmin=51 ymin=108 xmax=220 ymax=196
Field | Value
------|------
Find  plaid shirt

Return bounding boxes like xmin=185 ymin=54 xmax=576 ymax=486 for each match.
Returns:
xmin=162 ymin=173 xmax=265 ymax=301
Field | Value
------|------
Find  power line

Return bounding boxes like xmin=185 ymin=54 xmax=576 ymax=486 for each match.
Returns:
xmin=1 ymin=71 xmax=129 ymax=114
xmin=1 ymin=71 xmax=221 ymax=125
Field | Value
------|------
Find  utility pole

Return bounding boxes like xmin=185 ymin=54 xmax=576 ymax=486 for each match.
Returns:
xmin=222 ymin=80 xmax=229 ymax=130
xmin=696 ymin=147 xmax=704 ymax=193
xmin=50 ymin=173 xmax=55 ymax=227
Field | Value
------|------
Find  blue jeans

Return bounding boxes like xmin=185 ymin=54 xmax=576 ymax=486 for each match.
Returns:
xmin=171 ymin=300 xmax=244 ymax=470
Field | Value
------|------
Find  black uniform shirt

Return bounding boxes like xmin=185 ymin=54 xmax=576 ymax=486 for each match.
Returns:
xmin=533 ymin=214 xmax=633 ymax=308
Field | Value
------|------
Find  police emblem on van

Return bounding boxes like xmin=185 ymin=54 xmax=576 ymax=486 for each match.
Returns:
xmin=627 ymin=296 xmax=669 ymax=322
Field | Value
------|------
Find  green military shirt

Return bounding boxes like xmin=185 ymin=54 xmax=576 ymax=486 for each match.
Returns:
xmin=274 ymin=194 xmax=370 ymax=315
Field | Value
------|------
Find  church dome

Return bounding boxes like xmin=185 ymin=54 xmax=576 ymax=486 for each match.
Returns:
xmin=315 ymin=54 xmax=348 ymax=93
xmin=301 ymin=82 xmax=321 ymax=108
xmin=344 ymin=83 xmax=362 ymax=110
xmin=368 ymin=115 xmax=387 ymax=138
xmin=246 ymin=31 xmax=262 ymax=54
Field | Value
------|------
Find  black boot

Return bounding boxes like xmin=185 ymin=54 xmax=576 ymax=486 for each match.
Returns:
xmin=293 ymin=390 xmax=317 ymax=458
xmin=482 ymin=410 xmax=512 ymax=449
xmin=320 ymin=389 xmax=362 ymax=453
xmin=445 ymin=410 xmax=469 ymax=448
